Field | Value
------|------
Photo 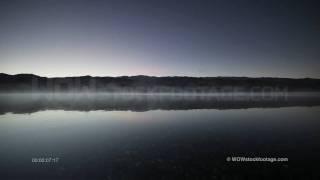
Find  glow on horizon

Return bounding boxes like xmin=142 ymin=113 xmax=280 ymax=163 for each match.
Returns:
xmin=1 ymin=55 xmax=318 ymax=78
xmin=0 ymin=44 xmax=236 ymax=77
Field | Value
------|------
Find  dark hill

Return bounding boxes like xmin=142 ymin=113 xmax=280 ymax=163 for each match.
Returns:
xmin=0 ymin=73 xmax=320 ymax=93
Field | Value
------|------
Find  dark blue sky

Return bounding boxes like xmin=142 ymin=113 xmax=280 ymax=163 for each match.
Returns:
xmin=0 ymin=0 xmax=319 ymax=78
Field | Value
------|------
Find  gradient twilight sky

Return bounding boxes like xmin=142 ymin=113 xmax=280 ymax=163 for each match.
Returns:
xmin=0 ymin=0 xmax=319 ymax=78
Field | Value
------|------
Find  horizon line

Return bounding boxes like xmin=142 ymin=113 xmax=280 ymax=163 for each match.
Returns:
xmin=1 ymin=73 xmax=319 ymax=80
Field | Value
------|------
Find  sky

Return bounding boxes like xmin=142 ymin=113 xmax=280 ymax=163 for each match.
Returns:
xmin=0 ymin=0 xmax=319 ymax=78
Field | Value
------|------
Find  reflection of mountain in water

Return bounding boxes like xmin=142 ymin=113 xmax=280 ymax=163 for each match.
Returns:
xmin=1 ymin=93 xmax=320 ymax=114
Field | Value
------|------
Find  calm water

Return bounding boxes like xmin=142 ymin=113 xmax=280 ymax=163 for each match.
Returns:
xmin=0 ymin=94 xmax=320 ymax=179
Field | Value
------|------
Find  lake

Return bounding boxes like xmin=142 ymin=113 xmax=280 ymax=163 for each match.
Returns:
xmin=0 ymin=93 xmax=320 ymax=179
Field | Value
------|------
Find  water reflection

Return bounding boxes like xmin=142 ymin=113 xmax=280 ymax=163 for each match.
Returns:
xmin=0 ymin=107 xmax=320 ymax=179
xmin=1 ymin=93 xmax=320 ymax=179
xmin=0 ymin=93 xmax=320 ymax=114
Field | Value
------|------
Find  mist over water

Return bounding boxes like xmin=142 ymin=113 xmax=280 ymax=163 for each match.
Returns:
xmin=1 ymin=92 xmax=320 ymax=114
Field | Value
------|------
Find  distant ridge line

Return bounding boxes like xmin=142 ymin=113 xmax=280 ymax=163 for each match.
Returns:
xmin=0 ymin=73 xmax=319 ymax=80
xmin=1 ymin=73 xmax=320 ymax=92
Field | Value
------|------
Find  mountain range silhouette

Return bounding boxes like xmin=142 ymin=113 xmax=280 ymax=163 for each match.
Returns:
xmin=1 ymin=73 xmax=320 ymax=92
